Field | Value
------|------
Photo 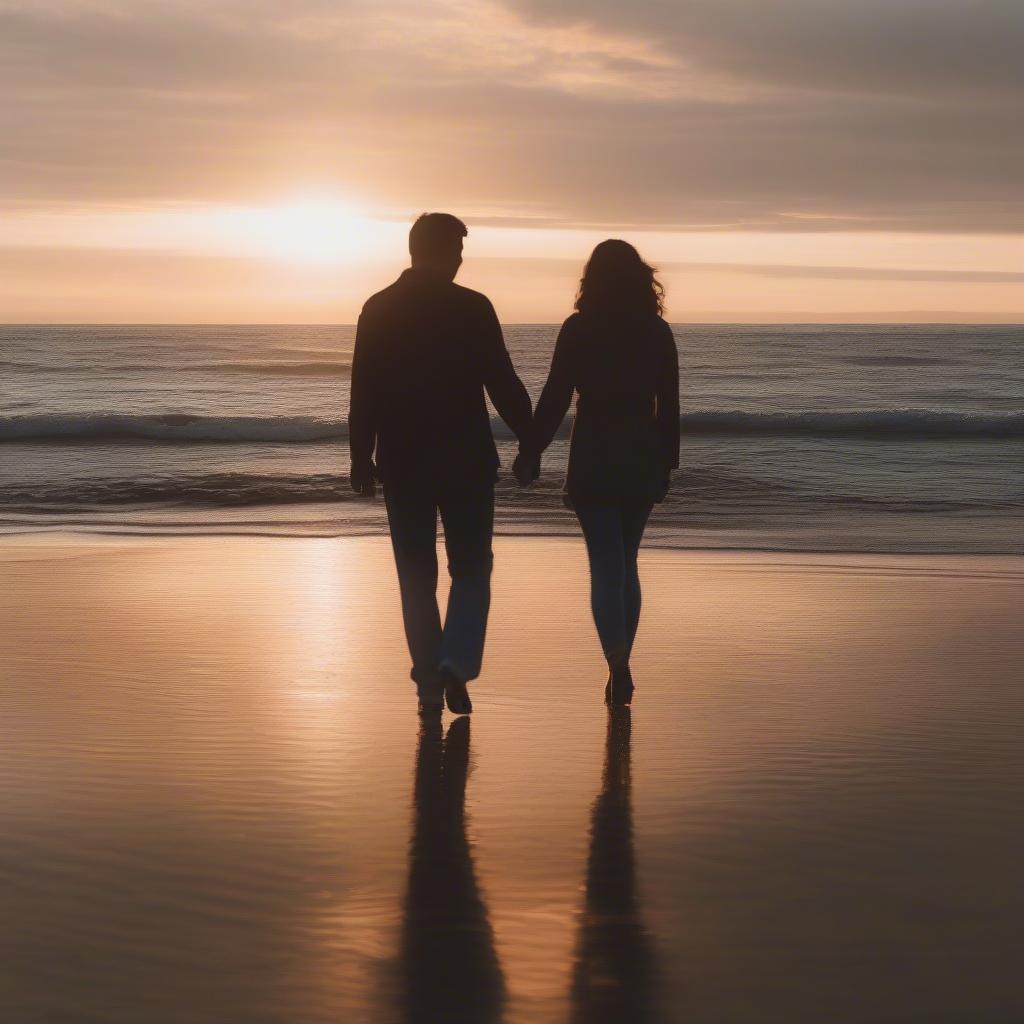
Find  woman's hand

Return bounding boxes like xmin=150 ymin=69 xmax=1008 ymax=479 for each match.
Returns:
xmin=512 ymin=449 xmax=540 ymax=487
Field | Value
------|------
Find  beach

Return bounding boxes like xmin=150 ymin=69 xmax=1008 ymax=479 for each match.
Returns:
xmin=2 ymin=534 xmax=1022 ymax=1023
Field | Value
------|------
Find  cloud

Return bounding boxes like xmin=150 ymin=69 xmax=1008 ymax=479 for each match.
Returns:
xmin=1 ymin=0 xmax=1022 ymax=232
xmin=474 ymin=255 xmax=1024 ymax=283
xmin=501 ymin=0 xmax=1024 ymax=100
xmin=6 ymin=246 xmax=1023 ymax=323
xmin=666 ymin=262 xmax=1024 ymax=283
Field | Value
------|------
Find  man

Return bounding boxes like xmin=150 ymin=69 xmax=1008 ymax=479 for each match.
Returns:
xmin=348 ymin=213 xmax=533 ymax=715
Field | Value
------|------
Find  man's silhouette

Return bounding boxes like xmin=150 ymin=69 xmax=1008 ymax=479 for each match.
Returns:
xmin=394 ymin=716 xmax=506 ymax=1023
xmin=348 ymin=213 xmax=532 ymax=714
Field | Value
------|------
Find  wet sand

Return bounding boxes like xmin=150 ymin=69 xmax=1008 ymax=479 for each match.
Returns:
xmin=1 ymin=536 xmax=1022 ymax=1023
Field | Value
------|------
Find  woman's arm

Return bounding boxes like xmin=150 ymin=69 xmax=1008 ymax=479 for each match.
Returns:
xmin=656 ymin=321 xmax=680 ymax=473
xmin=526 ymin=316 xmax=578 ymax=457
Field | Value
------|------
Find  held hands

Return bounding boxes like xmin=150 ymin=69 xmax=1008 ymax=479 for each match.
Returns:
xmin=512 ymin=448 xmax=541 ymax=487
xmin=350 ymin=460 xmax=377 ymax=498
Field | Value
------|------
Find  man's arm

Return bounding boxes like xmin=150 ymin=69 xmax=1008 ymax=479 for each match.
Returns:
xmin=479 ymin=297 xmax=533 ymax=443
xmin=348 ymin=308 xmax=378 ymax=495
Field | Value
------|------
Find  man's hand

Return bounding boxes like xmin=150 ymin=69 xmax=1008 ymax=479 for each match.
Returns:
xmin=350 ymin=460 xmax=377 ymax=498
xmin=512 ymin=450 xmax=540 ymax=487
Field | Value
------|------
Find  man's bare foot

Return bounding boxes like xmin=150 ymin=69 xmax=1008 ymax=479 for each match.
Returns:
xmin=440 ymin=667 xmax=473 ymax=715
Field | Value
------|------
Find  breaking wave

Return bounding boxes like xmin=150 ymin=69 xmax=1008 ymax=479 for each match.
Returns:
xmin=0 ymin=408 xmax=1022 ymax=444
xmin=679 ymin=409 xmax=1024 ymax=438
xmin=0 ymin=414 xmax=346 ymax=443
xmin=0 ymin=468 xmax=1012 ymax=514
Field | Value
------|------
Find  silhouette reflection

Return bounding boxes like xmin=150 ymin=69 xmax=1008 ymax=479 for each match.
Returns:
xmin=570 ymin=708 xmax=663 ymax=1023
xmin=397 ymin=716 xmax=505 ymax=1024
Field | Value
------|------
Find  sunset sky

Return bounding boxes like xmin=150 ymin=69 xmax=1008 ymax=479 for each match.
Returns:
xmin=3 ymin=0 xmax=1022 ymax=322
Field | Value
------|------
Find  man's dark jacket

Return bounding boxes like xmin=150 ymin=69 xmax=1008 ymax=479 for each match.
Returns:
xmin=349 ymin=268 xmax=532 ymax=488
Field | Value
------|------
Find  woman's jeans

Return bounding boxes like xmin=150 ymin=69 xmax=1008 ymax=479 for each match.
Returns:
xmin=574 ymin=503 xmax=653 ymax=669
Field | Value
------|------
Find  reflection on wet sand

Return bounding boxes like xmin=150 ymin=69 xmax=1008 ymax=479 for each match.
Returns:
xmin=4 ymin=539 xmax=1023 ymax=1023
xmin=571 ymin=708 xmax=662 ymax=1024
xmin=396 ymin=716 xmax=505 ymax=1024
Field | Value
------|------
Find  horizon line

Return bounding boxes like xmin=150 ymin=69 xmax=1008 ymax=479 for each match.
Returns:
xmin=3 ymin=317 xmax=1023 ymax=328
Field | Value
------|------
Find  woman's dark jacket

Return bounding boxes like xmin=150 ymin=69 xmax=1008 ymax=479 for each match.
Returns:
xmin=528 ymin=312 xmax=680 ymax=506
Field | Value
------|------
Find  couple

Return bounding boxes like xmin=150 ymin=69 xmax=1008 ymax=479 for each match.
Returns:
xmin=348 ymin=213 xmax=679 ymax=714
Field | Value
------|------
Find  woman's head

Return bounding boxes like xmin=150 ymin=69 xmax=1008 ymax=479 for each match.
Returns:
xmin=575 ymin=239 xmax=665 ymax=318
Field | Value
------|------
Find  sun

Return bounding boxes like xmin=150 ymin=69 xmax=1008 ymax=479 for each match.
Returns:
xmin=215 ymin=197 xmax=394 ymax=264
xmin=260 ymin=201 xmax=365 ymax=263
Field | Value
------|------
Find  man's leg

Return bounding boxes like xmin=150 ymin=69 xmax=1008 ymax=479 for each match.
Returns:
xmin=384 ymin=484 xmax=443 ymax=688
xmin=437 ymin=483 xmax=495 ymax=684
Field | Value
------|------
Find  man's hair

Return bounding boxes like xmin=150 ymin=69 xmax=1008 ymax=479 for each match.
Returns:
xmin=409 ymin=212 xmax=467 ymax=260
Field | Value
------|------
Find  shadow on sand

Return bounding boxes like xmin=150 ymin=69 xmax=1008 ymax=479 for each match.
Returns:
xmin=392 ymin=708 xmax=661 ymax=1023
xmin=395 ymin=715 xmax=506 ymax=1024
xmin=570 ymin=707 xmax=664 ymax=1023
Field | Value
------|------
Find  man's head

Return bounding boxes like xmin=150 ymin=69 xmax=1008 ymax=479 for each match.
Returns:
xmin=409 ymin=212 xmax=467 ymax=280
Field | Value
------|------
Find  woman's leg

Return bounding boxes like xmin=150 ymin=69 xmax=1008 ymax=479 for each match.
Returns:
xmin=621 ymin=503 xmax=653 ymax=659
xmin=575 ymin=504 xmax=630 ymax=669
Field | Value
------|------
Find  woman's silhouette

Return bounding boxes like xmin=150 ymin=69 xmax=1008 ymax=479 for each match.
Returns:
xmin=517 ymin=240 xmax=680 ymax=704
xmin=570 ymin=708 xmax=662 ymax=1023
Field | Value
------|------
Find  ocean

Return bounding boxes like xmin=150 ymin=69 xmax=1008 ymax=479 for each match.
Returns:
xmin=1 ymin=323 xmax=1021 ymax=553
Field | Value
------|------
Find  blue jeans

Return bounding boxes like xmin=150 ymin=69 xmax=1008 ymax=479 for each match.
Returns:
xmin=384 ymin=480 xmax=494 ymax=687
xmin=574 ymin=503 xmax=653 ymax=669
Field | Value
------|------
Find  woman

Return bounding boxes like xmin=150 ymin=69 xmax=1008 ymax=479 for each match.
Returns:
xmin=516 ymin=240 xmax=679 ymax=705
